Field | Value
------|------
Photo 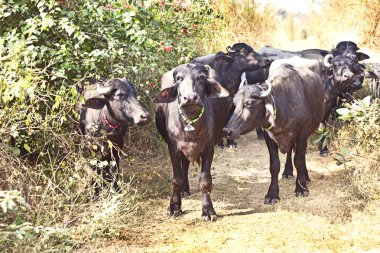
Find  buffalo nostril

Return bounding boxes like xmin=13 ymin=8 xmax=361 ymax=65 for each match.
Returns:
xmin=141 ymin=113 xmax=150 ymax=120
xmin=184 ymin=94 xmax=198 ymax=102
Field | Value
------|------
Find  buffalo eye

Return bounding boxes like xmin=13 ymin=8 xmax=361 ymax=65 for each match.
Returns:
xmin=244 ymin=100 xmax=252 ymax=107
xmin=118 ymin=93 xmax=127 ymax=100
xmin=176 ymin=76 xmax=183 ymax=82
xmin=198 ymin=75 xmax=206 ymax=82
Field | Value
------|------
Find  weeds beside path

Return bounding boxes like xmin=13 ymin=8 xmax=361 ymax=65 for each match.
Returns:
xmin=76 ymin=131 xmax=380 ymax=253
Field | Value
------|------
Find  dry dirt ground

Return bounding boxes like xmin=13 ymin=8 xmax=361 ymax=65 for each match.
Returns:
xmin=77 ymin=131 xmax=380 ymax=253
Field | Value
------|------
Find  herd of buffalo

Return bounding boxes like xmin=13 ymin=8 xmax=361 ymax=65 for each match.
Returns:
xmin=78 ymin=41 xmax=378 ymax=221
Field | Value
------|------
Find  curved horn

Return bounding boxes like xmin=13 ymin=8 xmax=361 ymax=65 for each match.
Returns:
xmin=96 ymin=82 xmax=114 ymax=95
xmin=226 ymin=46 xmax=236 ymax=53
xmin=258 ymin=81 xmax=272 ymax=98
xmin=239 ymin=72 xmax=247 ymax=90
xmin=323 ymin=54 xmax=334 ymax=68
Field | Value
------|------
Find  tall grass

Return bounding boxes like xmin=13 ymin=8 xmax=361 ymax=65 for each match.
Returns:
xmin=198 ymin=0 xmax=276 ymax=53
xmin=308 ymin=0 xmax=380 ymax=49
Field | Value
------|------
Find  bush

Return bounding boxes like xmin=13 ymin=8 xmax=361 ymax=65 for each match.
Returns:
xmin=0 ymin=0 xmax=215 ymax=250
xmin=334 ymin=96 xmax=380 ymax=202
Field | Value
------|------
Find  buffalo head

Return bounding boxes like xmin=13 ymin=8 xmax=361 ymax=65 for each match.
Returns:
xmin=215 ymin=43 xmax=272 ymax=71
xmin=154 ymin=64 xmax=229 ymax=112
xmin=223 ymin=81 xmax=273 ymax=139
xmin=84 ymin=78 xmax=150 ymax=126
xmin=332 ymin=41 xmax=369 ymax=62
xmin=324 ymin=54 xmax=356 ymax=88
xmin=324 ymin=54 xmax=377 ymax=92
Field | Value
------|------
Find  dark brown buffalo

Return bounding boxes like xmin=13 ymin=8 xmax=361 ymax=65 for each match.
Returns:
xmin=79 ymin=78 xmax=150 ymax=197
xmin=244 ymin=42 xmax=376 ymax=179
xmin=154 ymin=63 xmax=230 ymax=221
xmin=181 ymin=43 xmax=271 ymax=194
xmin=154 ymin=45 xmax=270 ymax=220
xmin=224 ymin=64 xmax=324 ymax=204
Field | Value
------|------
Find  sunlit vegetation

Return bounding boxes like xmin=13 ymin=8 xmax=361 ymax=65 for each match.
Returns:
xmin=0 ymin=0 xmax=379 ymax=252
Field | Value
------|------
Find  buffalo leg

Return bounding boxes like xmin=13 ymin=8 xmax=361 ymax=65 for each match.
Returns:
xmin=200 ymin=145 xmax=217 ymax=221
xmin=181 ymin=153 xmax=191 ymax=197
xmin=168 ymin=146 xmax=183 ymax=217
xmin=216 ymin=138 xmax=224 ymax=149
xmin=256 ymin=127 xmax=265 ymax=140
xmin=318 ymin=137 xmax=328 ymax=156
xmin=282 ymin=151 xmax=294 ymax=179
xmin=264 ymin=131 xmax=280 ymax=204
xmin=294 ymin=139 xmax=309 ymax=197
xmin=102 ymin=148 xmax=121 ymax=193
xmin=92 ymin=166 xmax=102 ymax=199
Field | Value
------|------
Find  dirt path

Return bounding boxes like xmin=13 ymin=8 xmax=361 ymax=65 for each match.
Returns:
xmin=77 ymin=131 xmax=380 ymax=252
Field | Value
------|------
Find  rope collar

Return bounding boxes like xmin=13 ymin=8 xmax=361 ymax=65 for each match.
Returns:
xmin=103 ymin=115 xmax=121 ymax=129
xmin=179 ymin=107 xmax=204 ymax=131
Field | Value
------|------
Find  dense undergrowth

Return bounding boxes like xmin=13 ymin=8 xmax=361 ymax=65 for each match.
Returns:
xmin=0 ymin=0 xmax=215 ymax=251
xmin=1 ymin=0 xmax=379 ymax=252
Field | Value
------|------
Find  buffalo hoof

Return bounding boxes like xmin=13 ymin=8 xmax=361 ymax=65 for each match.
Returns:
xmin=182 ymin=191 xmax=190 ymax=198
xmin=227 ymin=143 xmax=237 ymax=149
xmin=282 ymin=174 xmax=294 ymax=180
xmin=168 ymin=205 xmax=182 ymax=217
xmin=202 ymin=209 xmax=217 ymax=222
xmin=295 ymin=190 xmax=310 ymax=197
xmin=264 ymin=197 xmax=279 ymax=205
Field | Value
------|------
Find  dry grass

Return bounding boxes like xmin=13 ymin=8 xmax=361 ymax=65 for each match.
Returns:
xmin=75 ymin=132 xmax=380 ymax=253
xmin=307 ymin=0 xmax=380 ymax=50
xmin=198 ymin=0 xmax=276 ymax=53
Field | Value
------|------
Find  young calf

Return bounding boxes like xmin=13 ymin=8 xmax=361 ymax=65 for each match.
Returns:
xmin=154 ymin=63 xmax=230 ymax=221
xmin=79 ymin=78 xmax=150 ymax=197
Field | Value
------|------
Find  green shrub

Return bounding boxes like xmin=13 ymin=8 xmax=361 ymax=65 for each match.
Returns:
xmin=0 ymin=0 xmax=215 ymax=250
xmin=334 ymin=96 xmax=380 ymax=202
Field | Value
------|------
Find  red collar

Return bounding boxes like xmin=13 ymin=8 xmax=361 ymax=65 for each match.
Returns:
xmin=103 ymin=115 xmax=121 ymax=129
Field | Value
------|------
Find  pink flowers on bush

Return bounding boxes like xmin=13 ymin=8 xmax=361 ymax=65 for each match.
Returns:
xmin=162 ymin=45 xmax=174 ymax=53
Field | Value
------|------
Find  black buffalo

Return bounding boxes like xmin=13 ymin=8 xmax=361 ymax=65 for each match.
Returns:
xmin=155 ymin=45 xmax=270 ymax=220
xmin=154 ymin=63 xmax=230 ymax=221
xmin=224 ymin=64 xmax=325 ymax=204
xmin=183 ymin=43 xmax=271 ymax=193
xmin=192 ymin=43 xmax=272 ymax=149
xmin=243 ymin=42 xmax=376 ymax=179
xmin=79 ymin=78 xmax=150 ymax=197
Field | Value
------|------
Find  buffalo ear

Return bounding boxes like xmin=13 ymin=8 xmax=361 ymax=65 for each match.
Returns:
xmin=153 ymin=86 xmax=177 ymax=103
xmin=204 ymin=64 xmax=229 ymax=98
xmin=84 ymin=93 xmax=107 ymax=109
xmin=206 ymin=80 xmax=229 ymax=98
xmin=356 ymin=52 xmax=370 ymax=61
xmin=354 ymin=64 xmax=378 ymax=79
xmin=264 ymin=97 xmax=276 ymax=128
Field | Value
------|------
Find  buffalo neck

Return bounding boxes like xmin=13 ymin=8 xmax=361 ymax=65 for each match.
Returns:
xmin=322 ymin=77 xmax=341 ymax=102
xmin=210 ymin=60 xmax=242 ymax=95
xmin=102 ymin=107 xmax=122 ymax=131
xmin=172 ymin=103 xmax=208 ymax=136
xmin=180 ymin=105 xmax=203 ymax=119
